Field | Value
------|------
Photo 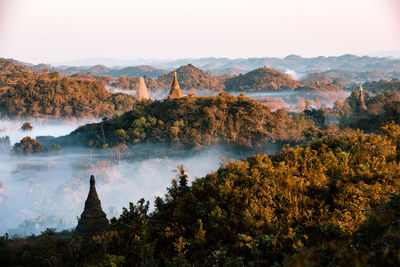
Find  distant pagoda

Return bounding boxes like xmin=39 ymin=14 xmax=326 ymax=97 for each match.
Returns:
xmin=76 ymin=175 xmax=109 ymax=237
xmin=355 ymin=83 xmax=367 ymax=113
xmin=137 ymin=77 xmax=150 ymax=100
xmin=168 ymin=71 xmax=183 ymax=99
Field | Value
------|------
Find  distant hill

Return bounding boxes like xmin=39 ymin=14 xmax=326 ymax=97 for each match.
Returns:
xmin=303 ymin=69 xmax=400 ymax=86
xmin=224 ymin=67 xmax=343 ymax=93
xmin=47 ymin=93 xmax=315 ymax=148
xmin=359 ymin=79 xmax=400 ymax=93
xmin=224 ymin=67 xmax=300 ymax=91
xmin=143 ymin=54 xmax=400 ymax=72
xmin=53 ymin=54 xmax=400 ymax=74
xmin=0 ymin=58 xmax=26 ymax=75
xmin=0 ymin=59 xmax=137 ymax=118
xmin=60 ymin=64 xmax=169 ymax=78
xmin=85 ymin=65 xmax=112 ymax=75
xmin=108 ymin=65 xmax=169 ymax=78
xmin=110 ymin=64 xmax=226 ymax=92
xmin=208 ymin=67 xmax=246 ymax=75
xmin=155 ymin=64 xmax=225 ymax=91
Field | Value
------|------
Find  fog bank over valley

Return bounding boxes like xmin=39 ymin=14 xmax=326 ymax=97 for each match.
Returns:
xmin=0 ymin=119 xmax=99 ymax=146
xmin=0 ymin=132 xmax=280 ymax=236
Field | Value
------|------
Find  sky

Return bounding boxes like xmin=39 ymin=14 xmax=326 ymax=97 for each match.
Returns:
xmin=0 ymin=0 xmax=399 ymax=64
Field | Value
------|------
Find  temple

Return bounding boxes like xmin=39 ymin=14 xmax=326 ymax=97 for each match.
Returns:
xmin=355 ymin=83 xmax=367 ymax=113
xmin=76 ymin=175 xmax=109 ymax=237
xmin=168 ymin=71 xmax=183 ymax=99
xmin=137 ymin=77 xmax=149 ymax=100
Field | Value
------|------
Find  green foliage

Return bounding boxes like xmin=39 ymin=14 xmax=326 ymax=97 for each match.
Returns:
xmin=224 ymin=67 xmax=343 ymax=93
xmin=7 ymin=124 xmax=400 ymax=265
xmin=12 ymin=136 xmax=46 ymax=155
xmin=111 ymin=64 xmax=225 ymax=91
xmin=224 ymin=67 xmax=301 ymax=91
xmin=21 ymin=122 xmax=33 ymax=131
xmin=0 ymin=60 xmax=137 ymax=118
xmin=339 ymin=89 xmax=400 ymax=131
xmin=68 ymin=93 xmax=315 ymax=148
xmin=0 ymin=235 xmax=11 ymax=266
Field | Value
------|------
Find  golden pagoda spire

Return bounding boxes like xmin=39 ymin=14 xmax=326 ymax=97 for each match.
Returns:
xmin=356 ymin=83 xmax=367 ymax=113
xmin=168 ymin=71 xmax=183 ymax=99
xmin=137 ymin=77 xmax=149 ymax=100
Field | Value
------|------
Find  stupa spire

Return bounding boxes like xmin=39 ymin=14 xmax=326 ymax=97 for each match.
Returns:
xmin=137 ymin=77 xmax=149 ymax=100
xmin=356 ymin=83 xmax=367 ymax=113
xmin=76 ymin=175 xmax=109 ymax=237
xmin=168 ymin=71 xmax=183 ymax=99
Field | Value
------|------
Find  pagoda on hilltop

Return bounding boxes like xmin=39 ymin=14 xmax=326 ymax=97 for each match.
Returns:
xmin=355 ymin=83 xmax=367 ymax=113
xmin=168 ymin=71 xmax=183 ymax=99
xmin=137 ymin=77 xmax=150 ymax=100
xmin=76 ymin=175 xmax=109 ymax=237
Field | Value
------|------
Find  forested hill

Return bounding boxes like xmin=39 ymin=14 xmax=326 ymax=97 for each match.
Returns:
xmin=111 ymin=65 xmax=344 ymax=93
xmin=52 ymin=93 xmax=315 ymax=148
xmin=224 ymin=67 xmax=300 ymax=91
xmin=156 ymin=64 xmax=225 ymax=91
xmin=7 ymin=123 xmax=400 ymax=265
xmin=111 ymin=64 xmax=226 ymax=91
xmin=302 ymin=69 xmax=400 ymax=88
xmin=0 ymin=59 xmax=137 ymax=118
xmin=224 ymin=67 xmax=343 ymax=92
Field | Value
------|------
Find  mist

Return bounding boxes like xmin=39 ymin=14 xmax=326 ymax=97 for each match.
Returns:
xmin=0 ymin=88 xmax=348 ymax=237
xmin=0 ymin=136 xmax=280 ymax=236
xmin=0 ymin=119 xmax=99 ymax=146
xmin=109 ymin=85 xmax=349 ymax=111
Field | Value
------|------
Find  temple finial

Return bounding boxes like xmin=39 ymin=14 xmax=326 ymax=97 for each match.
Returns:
xmin=77 ymin=175 xmax=109 ymax=237
xmin=168 ymin=71 xmax=183 ymax=99
xmin=138 ymin=77 xmax=149 ymax=100
xmin=355 ymin=83 xmax=367 ymax=113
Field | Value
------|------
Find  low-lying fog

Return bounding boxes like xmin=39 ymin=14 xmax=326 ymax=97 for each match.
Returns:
xmin=109 ymin=87 xmax=349 ymax=111
xmin=0 ymin=119 xmax=99 ymax=146
xmin=0 ymin=119 xmax=280 ymax=236
xmin=0 ymin=87 xmax=350 ymax=237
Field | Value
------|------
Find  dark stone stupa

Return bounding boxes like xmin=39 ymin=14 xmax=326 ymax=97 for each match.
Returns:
xmin=76 ymin=175 xmax=109 ymax=237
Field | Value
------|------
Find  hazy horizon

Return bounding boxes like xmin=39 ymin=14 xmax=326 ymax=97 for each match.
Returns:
xmin=0 ymin=0 xmax=399 ymax=64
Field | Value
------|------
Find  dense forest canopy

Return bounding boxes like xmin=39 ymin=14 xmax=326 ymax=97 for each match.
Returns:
xmin=54 ymin=93 xmax=316 ymax=148
xmin=224 ymin=67 xmax=344 ymax=93
xmin=0 ymin=59 xmax=137 ymax=118
xmin=110 ymin=64 xmax=225 ymax=92
xmin=156 ymin=64 xmax=225 ymax=91
xmin=304 ymin=69 xmax=400 ymax=86
xmin=330 ymin=88 xmax=400 ymax=132
xmin=4 ymin=124 xmax=400 ymax=265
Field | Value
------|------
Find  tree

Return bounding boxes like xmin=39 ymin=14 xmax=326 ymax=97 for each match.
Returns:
xmin=12 ymin=137 xmax=46 ymax=155
xmin=21 ymin=122 xmax=33 ymax=131
xmin=175 ymin=163 xmax=189 ymax=189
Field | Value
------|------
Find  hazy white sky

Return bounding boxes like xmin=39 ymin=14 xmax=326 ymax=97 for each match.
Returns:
xmin=0 ymin=0 xmax=399 ymax=63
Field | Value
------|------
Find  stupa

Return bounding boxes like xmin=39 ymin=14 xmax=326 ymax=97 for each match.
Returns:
xmin=76 ymin=175 xmax=109 ymax=237
xmin=355 ymin=83 xmax=367 ymax=113
xmin=137 ymin=77 xmax=149 ymax=100
xmin=168 ymin=71 xmax=183 ymax=99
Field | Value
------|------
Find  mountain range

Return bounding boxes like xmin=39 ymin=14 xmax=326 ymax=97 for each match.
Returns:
xmin=52 ymin=54 xmax=400 ymax=73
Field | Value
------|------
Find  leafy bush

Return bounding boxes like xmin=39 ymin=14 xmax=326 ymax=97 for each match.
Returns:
xmin=12 ymin=137 xmax=46 ymax=155
xmin=21 ymin=122 xmax=33 ymax=131
xmin=66 ymin=93 xmax=315 ymax=148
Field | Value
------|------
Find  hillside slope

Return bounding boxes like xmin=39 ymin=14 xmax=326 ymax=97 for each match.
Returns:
xmin=54 ymin=93 xmax=315 ymax=148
